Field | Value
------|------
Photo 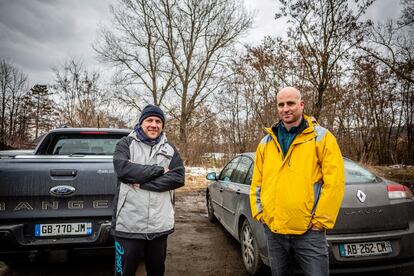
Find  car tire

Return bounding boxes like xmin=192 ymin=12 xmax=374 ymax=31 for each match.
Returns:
xmin=240 ymin=219 xmax=264 ymax=275
xmin=206 ymin=192 xmax=217 ymax=223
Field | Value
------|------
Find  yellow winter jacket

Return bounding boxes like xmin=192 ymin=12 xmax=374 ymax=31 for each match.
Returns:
xmin=250 ymin=115 xmax=344 ymax=235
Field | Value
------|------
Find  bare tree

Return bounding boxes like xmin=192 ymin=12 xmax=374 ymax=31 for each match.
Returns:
xmin=218 ymin=77 xmax=257 ymax=154
xmin=359 ymin=16 xmax=413 ymax=84
xmin=399 ymin=0 xmax=414 ymax=26
xmin=12 ymin=94 xmax=34 ymax=147
xmin=96 ymin=0 xmax=252 ymax=160
xmin=95 ymin=0 xmax=175 ymax=107
xmin=177 ymin=104 xmax=220 ymax=164
xmin=29 ymin=84 xmax=55 ymax=139
xmin=158 ymin=0 xmax=252 ymax=158
xmin=51 ymin=58 xmax=123 ymax=128
xmin=276 ymin=0 xmax=374 ymax=119
xmin=212 ymin=38 xmax=296 ymax=155
xmin=332 ymin=54 xmax=411 ymax=164
xmin=0 ymin=59 xmax=28 ymax=146
xmin=236 ymin=38 xmax=292 ymax=128
xmin=350 ymin=0 xmax=414 ymax=163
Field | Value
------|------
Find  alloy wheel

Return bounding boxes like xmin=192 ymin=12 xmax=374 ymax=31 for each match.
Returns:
xmin=240 ymin=219 xmax=263 ymax=275
xmin=242 ymin=221 xmax=255 ymax=269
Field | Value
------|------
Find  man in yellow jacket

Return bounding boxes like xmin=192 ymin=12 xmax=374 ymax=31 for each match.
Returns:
xmin=250 ymin=87 xmax=344 ymax=276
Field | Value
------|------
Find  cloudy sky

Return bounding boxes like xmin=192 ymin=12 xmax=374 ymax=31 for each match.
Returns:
xmin=0 ymin=0 xmax=401 ymax=86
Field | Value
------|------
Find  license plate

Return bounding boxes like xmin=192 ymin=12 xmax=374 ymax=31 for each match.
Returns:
xmin=339 ymin=241 xmax=392 ymax=257
xmin=35 ymin=222 xmax=92 ymax=237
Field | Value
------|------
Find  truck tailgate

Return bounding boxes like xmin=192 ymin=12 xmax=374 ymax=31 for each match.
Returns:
xmin=0 ymin=156 xmax=116 ymax=219
xmin=0 ymin=156 xmax=117 ymax=250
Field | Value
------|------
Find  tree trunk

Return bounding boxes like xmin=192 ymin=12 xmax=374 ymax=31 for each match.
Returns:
xmin=313 ymin=84 xmax=325 ymax=119
xmin=179 ymin=112 xmax=188 ymax=163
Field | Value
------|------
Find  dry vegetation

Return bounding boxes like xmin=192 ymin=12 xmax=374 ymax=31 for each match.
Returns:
xmin=178 ymin=175 xmax=209 ymax=194
xmin=369 ymin=165 xmax=414 ymax=190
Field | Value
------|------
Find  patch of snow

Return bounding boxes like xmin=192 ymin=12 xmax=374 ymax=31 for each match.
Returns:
xmin=389 ymin=164 xmax=414 ymax=169
xmin=186 ymin=166 xmax=220 ymax=176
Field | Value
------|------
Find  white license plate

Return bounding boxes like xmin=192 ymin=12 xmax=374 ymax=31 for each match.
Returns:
xmin=339 ymin=241 xmax=392 ymax=257
xmin=35 ymin=222 xmax=92 ymax=237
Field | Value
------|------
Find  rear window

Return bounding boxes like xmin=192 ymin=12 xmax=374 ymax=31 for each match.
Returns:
xmin=344 ymin=159 xmax=378 ymax=184
xmin=46 ymin=133 xmax=126 ymax=155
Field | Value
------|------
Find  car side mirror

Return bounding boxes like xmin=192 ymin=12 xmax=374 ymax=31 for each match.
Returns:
xmin=206 ymin=172 xmax=217 ymax=181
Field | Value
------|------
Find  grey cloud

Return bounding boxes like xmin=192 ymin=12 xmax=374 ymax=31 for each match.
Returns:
xmin=365 ymin=0 xmax=401 ymax=22
xmin=0 ymin=0 xmax=114 ymax=85
xmin=0 ymin=0 xmax=401 ymax=86
xmin=0 ymin=0 xmax=77 ymax=43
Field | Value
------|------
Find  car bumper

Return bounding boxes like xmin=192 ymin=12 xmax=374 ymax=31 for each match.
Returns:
xmin=328 ymin=221 xmax=414 ymax=273
xmin=0 ymin=220 xmax=113 ymax=254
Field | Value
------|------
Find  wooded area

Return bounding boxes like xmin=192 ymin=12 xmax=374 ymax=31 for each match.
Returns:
xmin=0 ymin=0 xmax=413 ymax=165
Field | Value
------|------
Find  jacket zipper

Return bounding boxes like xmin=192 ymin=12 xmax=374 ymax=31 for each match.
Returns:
xmin=145 ymin=146 xmax=153 ymax=238
xmin=146 ymin=189 xmax=151 ymax=238
xmin=288 ymin=150 xmax=293 ymax=166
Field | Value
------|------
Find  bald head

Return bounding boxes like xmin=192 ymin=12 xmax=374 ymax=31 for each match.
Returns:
xmin=277 ymin=87 xmax=302 ymax=101
xmin=276 ymin=86 xmax=304 ymax=129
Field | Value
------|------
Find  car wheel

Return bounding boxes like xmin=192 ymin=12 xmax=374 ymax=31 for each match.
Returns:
xmin=206 ymin=192 xmax=217 ymax=223
xmin=240 ymin=219 xmax=263 ymax=275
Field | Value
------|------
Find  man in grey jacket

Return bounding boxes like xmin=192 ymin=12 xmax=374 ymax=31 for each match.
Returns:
xmin=112 ymin=104 xmax=185 ymax=276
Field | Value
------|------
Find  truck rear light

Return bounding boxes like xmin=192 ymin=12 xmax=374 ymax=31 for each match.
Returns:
xmin=387 ymin=184 xmax=413 ymax=199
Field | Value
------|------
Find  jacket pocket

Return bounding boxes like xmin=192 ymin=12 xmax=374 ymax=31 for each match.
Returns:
xmin=156 ymin=145 xmax=174 ymax=168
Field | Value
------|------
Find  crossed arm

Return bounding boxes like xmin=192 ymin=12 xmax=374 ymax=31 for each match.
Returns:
xmin=113 ymin=137 xmax=185 ymax=192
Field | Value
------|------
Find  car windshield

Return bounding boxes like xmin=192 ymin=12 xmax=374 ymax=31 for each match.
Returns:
xmin=344 ymin=159 xmax=378 ymax=184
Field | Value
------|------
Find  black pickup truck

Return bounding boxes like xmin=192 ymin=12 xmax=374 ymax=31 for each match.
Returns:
xmin=0 ymin=128 xmax=130 ymax=261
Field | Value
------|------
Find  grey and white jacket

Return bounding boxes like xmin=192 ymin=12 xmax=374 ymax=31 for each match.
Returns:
xmin=112 ymin=131 xmax=185 ymax=240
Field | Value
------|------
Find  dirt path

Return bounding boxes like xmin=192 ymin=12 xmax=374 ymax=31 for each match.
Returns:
xmin=165 ymin=189 xmax=250 ymax=276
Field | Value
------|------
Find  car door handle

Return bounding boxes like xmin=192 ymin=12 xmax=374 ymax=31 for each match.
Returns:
xmin=236 ymin=189 xmax=241 ymax=194
xmin=219 ymin=188 xmax=224 ymax=192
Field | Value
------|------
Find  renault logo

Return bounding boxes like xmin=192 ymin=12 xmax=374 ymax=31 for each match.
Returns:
xmin=356 ymin=190 xmax=366 ymax=203
xmin=50 ymin=185 xmax=76 ymax=197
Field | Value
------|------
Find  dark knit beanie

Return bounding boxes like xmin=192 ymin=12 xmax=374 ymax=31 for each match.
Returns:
xmin=139 ymin=104 xmax=165 ymax=126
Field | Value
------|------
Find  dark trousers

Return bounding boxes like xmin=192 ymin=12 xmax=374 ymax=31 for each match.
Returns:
xmin=114 ymin=235 xmax=168 ymax=276
xmin=264 ymin=226 xmax=329 ymax=276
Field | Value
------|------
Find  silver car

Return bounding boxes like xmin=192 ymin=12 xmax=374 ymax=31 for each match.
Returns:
xmin=206 ymin=153 xmax=414 ymax=275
